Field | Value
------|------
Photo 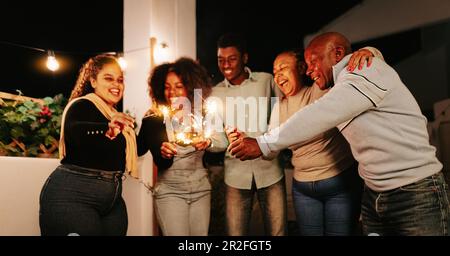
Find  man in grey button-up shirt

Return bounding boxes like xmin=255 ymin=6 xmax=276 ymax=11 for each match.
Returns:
xmin=209 ymin=33 xmax=286 ymax=236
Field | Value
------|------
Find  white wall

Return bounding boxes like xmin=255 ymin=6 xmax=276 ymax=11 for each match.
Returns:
xmin=0 ymin=157 xmax=58 ymax=235
xmin=123 ymin=0 xmax=196 ymax=124
xmin=121 ymin=152 xmax=155 ymax=236
xmin=304 ymin=0 xmax=450 ymax=45
xmin=0 ymin=156 xmax=154 ymax=236
xmin=122 ymin=0 xmax=196 ymax=236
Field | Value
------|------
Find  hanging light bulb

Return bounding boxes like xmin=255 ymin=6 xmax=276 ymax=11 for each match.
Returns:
xmin=46 ymin=50 xmax=60 ymax=72
xmin=117 ymin=53 xmax=127 ymax=70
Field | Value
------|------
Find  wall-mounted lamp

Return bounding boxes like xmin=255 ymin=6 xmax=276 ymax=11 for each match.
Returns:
xmin=117 ymin=52 xmax=128 ymax=70
xmin=46 ymin=50 xmax=60 ymax=72
xmin=150 ymin=37 xmax=170 ymax=68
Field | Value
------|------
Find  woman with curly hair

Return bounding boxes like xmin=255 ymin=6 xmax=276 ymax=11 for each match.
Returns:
xmin=39 ymin=54 xmax=137 ymax=236
xmin=137 ymin=57 xmax=227 ymax=235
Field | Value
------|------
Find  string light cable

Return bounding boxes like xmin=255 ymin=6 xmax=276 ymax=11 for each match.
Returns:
xmin=0 ymin=40 xmax=132 ymax=71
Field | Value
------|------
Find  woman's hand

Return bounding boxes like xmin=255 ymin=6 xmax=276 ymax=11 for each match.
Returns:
xmin=193 ymin=139 xmax=211 ymax=151
xmin=161 ymin=142 xmax=177 ymax=159
xmin=105 ymin=124 xmax=121 ymax=140
xmin=106 ymin=113 xmax=135 ymax=140
xmin=347 ymin=48 xmax=374 ymax=72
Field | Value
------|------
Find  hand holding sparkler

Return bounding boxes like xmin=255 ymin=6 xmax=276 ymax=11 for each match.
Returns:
xmin=225 ymin=126 xmax=244 ymax=143
xmin=192 ymin=138 xmax=211 ymax=151
xmin=161 ymin=141 xmax=177 ymax=159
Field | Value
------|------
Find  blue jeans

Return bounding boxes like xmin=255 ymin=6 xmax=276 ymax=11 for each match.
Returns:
xmin=361 ymin=172 xmax=449 ymax=236
xmin=225 ymin=177 xmax=287 ymax=236
xmin=39 ymin=164 xmax=127 ymax=236
xmin=292 ymin=165 xmax=362 ymax=236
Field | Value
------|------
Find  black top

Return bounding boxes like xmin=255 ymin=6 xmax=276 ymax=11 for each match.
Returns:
xmin=61 ymin=99 xmax=126 ymax=171
xmin=137 ymin=115 xmax=174 ymax=170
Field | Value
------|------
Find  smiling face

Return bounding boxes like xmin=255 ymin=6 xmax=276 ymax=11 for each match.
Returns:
xmin=164 ymin=71 xmax=187 ymax=103
xmin=273 ymin=53 xmax=302 ymax=97
xmin=90 ymin=63 xmax=124 ymax=107
xmin=304 ymin=44 xmax=338 ymax=90
xmin=217 ymin=46 xmax=248 ymax=85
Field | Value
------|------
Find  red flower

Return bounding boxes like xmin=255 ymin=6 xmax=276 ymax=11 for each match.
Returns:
xmin=40 ymin=106 xmax=52 ymax=117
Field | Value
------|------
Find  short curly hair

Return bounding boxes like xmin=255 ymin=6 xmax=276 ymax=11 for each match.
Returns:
xmin=148 ymin=62 xmax=173 ymax=105
xmin=170 ymin=57 xmax=212 ymax=103
xmin=148 ymin=58 xmax=212 ymax=105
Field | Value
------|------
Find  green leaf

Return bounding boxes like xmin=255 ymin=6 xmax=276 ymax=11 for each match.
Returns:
xmin=38 ymin=128 xmax=49 ymax=137
xmin=45 ymin=135 xmax=56 ymax=146
xmin=23 ymin=101 xmax=35 ymax=109
xmin=18 ymin=106 xmax=27 ymax=114
xmin=11 ymin=127 xmax=25 ymax=138
xmin=28 ymin=146 xmax=38 ymax=156
xmin=1 ymin=92 xmax=66 ymax=158
xmin=43 ymin=97 xmax=53 ymax=105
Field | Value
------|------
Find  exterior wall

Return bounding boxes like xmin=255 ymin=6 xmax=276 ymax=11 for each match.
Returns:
xmin=122 ymin=0 xmax=196 ymax=235
xmin=0 ymin=157 xmax=58 ymax=235
xmin=0 ymin=155 xmax=153 ymax=236
xmin=123 ymin=0 xmax=196 ymax=125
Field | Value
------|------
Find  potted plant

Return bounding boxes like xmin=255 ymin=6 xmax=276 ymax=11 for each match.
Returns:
xmin=0 ymin=93 xmax=66 ymax=158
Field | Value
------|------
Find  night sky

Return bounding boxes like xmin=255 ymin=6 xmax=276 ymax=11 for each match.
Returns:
xmin=1 ymin=0 xmax=123 ymax=99
xmin=0 ymin=0 xmax=362 ymax=99
xmin=196 ymin=0 xmax=362 ymax=83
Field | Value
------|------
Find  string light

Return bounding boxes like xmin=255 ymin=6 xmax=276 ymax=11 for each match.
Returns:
xmin=46 ymin=50 xmax=60 ymax=72
xmin=0 ymin=40 xmax=156 ymax=73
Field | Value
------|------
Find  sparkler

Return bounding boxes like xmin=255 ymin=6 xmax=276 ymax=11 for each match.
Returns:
xmin=159 ymin=99 xmax=217 ymax=146
xmin=160 ymin=106 xmax=175 ymax=142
